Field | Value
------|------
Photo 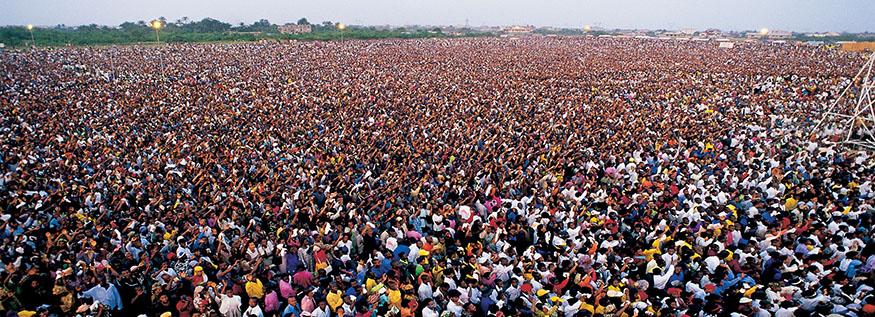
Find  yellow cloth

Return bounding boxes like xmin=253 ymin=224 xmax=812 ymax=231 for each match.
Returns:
xmin=388 ymin=288 xmax=402 ymax=307
xmin=643 ymin=248 xmax=661 ymax=261
xmin=326 ymin=290 xmax=343 ymax=310
xmin=366 ymin=278 xmax=378 ymax=293
xmin=579 ymin=302 xmax=595 ymax=314
xmin=743 ymin=285 xmax=759 ymax=297
xmin=785 ymin=197 xmax=798 ymax=211
xmin=369 ymin=283 xmax=385 ymax=294
xmin=245 ymin=279 xmax=264 ymax=299
xmin=535 ymin=306 xmax=559 ymax=317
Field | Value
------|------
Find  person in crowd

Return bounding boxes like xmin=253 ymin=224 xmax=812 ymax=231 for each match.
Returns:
xmin=0 ymin=37 xmax=872 ymax=317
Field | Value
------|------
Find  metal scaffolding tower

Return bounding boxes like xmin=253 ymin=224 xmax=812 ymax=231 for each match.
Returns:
xmin=813 ymin=51 xmax=875 ymax=150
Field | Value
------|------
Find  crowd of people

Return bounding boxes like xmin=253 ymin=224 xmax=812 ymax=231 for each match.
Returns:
xmin=0 ymin=36 xmax=874 ymax=317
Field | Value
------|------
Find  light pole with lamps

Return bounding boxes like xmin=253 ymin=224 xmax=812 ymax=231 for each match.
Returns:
xmin=152 ymin=21 xmax=162 ymax=43
xmin=27 ymin=25 xmax=35 ymax=46
xmin=338 ymin=24 xmax=345 ymax=43
xmin=151 ymin=21 xmax=165 ymax=77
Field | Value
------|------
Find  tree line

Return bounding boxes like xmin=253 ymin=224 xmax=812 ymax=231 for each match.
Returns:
xmin=0 ymin=17 xmax=494 ymax=48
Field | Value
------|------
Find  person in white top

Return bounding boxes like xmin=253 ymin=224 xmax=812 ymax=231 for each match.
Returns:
xmin=653 ymin=264 xmax=676 ymax=290
xmin=243 ymin=298 xmax=264 ymax=317
xmin=216 ymin=287 xmax=242 ymax=317
xmin=446 ymin=290 xmax=464 ymax=317
xmin=418 ymin=275 xmax=434 ymax=300
xmin=421 ymin=298 xmax=440 ymax=317
xmin=310 ymin=301 xmax=330 ymax=317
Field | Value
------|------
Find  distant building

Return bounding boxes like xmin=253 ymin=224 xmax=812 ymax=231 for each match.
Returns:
xmin=700 ymin=29 xmax=724 ymax=38
xmin=615 ymin=29 xmax=641 ymax=36
xmin=767 ymin=30 xmax=792 ymax=39
xmin=278 ymin=24 xmax=312 ymax=34
xmin=805 ymin=32 xmax=840 ymax=38
xmin=505 ymin=25 xmax=535 ymax=33
xmin=746 ymin=31 xmax=792 ymax=40
xmin=679 ymin=29 xmax=697 ymax=36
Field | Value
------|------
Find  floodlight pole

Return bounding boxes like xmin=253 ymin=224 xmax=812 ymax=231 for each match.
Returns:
xmin=27 ymin=25 xmax=35 ymax=46
xmin=338 ymin=24 xmax=346 ymax=43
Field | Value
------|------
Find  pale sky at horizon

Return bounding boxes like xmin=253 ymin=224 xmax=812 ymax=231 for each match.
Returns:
xmin=1 ymin=0 xmax=873 ymax=33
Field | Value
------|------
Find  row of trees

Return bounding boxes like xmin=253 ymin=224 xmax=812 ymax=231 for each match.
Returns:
xmin=0 ymin=17 xmax=494 ymax=47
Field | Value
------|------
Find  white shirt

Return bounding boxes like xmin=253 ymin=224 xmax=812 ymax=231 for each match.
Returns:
xmin=423 ymin=306 xmax=439 ymax=317
xmin=418 ymin=283 xmax=434 ymax=300
xmin=447 ymin=300 xmax=464 ymax=317
xmin=311 ymin=306 xmax=330 ymax=317
xmin=218 ymin=294 xmax=242 ymax=316
xmin=244 ymin=305 xmax=264 ymax=317
xmin=775 ymin=307 xmax=797 ymax=317
xmin=704 ymin=256 xmax=721 ymax=273
xmin=653 ymin=265 xmax=675 ymax=290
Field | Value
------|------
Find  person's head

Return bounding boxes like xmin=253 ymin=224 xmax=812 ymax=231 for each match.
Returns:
xmin=249 ymin=297 xmax=258 ymax=307
xmin=465 ymin=303 xmax=477 ymax=313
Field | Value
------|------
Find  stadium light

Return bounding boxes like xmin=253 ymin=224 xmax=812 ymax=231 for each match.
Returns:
xmin=27 ymin=25 xmax=35 ymax=46
xmin=338 ymin=23 xmax=346 ymax=43
xmin=759 ymin=28 xmax=769 ymax=36
xmin=152 ymin=20 xmax=162 ymax=43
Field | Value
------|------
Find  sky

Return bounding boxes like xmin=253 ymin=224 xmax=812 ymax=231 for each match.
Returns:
xmin=1 ymin=0 xmax=873 ymax=33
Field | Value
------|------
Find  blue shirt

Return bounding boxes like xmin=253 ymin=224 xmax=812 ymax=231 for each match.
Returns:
xmin=282 ymin=303 xmax=301 ymax=317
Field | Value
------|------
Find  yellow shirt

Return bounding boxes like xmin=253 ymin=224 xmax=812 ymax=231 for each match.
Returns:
xmin=579 ymin=302 xmax=595 ymax=314
xmin=642 ymin=248 xmax=661 ymax=261
xmin=388 ymin=288 xmax=402 ymax=308
xmin=366 ymin=278 xmax=378 ymax=293
xmin=784 ymin=197 xmax=798 ymax=211
xmin=245 ymin=279 xmax=264 ymax=299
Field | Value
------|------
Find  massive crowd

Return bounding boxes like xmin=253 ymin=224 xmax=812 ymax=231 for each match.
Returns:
xmin=0 ymin=36 xmax=874 ymax=317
